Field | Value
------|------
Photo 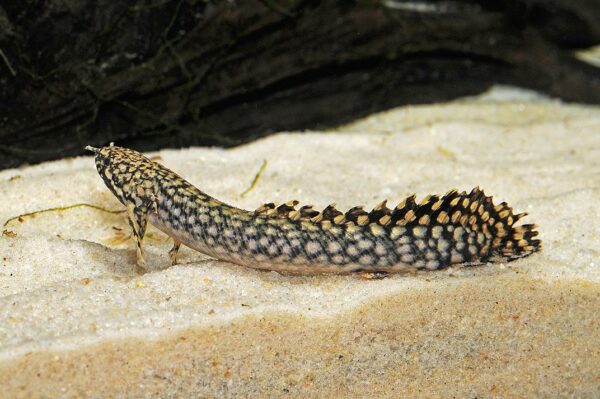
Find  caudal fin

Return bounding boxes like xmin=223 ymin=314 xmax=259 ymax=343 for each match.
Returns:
xmin=389 ymin=187 xmax=541 ymax=262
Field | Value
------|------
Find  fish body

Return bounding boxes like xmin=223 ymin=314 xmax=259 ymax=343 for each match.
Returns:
xmin=88 ymin=145 xmax=540 ymax=274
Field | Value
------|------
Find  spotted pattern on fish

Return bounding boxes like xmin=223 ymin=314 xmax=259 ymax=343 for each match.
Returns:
xmin=87 ymin=145 xmax=541 ymax=274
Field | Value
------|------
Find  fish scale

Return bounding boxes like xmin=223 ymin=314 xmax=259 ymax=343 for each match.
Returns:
xmin=87 ymin=145 xmax=541 ymax=274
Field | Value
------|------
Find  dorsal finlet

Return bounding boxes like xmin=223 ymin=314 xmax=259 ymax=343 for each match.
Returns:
xmin=373 ymin=200 xmax=388 ymax=211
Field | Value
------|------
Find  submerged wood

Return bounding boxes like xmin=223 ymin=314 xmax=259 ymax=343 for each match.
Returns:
xmin=0 ymin=0 xmax=599 ymax=168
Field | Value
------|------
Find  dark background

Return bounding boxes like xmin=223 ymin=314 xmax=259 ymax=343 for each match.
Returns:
xmin=1 ymin=0 xmax=599 ymax=169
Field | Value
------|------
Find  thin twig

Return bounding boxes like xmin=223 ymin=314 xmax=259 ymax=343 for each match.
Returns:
xmin=0 ymin=48 xmax=16 ymax=77
xmin=3 ymin=203 xmax=125 ymax=227
xmin=240 ymin=159 xmax=268 ymax=198
xmin=258 ymin=0 xmax=296 ymax=17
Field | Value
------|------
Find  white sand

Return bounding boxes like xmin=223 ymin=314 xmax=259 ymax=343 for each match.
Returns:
xmin=1 ymin=91 xmax=599 ymax=398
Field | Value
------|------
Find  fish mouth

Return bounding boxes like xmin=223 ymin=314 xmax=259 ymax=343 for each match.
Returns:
xmin=85 ymin=145 xmax=100 ymax=154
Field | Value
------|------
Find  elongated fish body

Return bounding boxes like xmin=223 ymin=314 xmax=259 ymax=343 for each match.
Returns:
xmin=87 ymin=145 xmax=541 ymax=274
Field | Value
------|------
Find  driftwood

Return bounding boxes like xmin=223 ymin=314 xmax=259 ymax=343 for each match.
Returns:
xmin=0 ymin=0 xmax=599 ymax=168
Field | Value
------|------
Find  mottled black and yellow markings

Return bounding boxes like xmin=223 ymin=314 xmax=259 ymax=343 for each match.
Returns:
xmin=86 ymin=145 xmax=541 ymax=274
